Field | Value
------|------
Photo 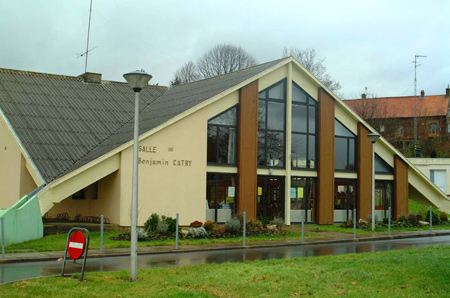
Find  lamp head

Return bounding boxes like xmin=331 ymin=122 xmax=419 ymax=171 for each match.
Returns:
xmin=123 ymin=69 xmax=152 ymax=92
xmin=367 ymin=132 xmax=381 ymax=143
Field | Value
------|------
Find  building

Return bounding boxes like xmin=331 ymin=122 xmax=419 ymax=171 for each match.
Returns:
xmin=345 ymin=89 xmax=450 ymax=157
xmin=0 ymin=57 xmax=449 ymax=237
xmin=409 ymin=158 xmax=450 ymax=197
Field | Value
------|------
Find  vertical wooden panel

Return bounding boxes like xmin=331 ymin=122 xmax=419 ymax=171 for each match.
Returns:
xmin=357 ymin=123 xmax=373 ymax=221
xmin=394 ymin=155 xmax=409 ymax=219
xmin=317 ymin=88 xmax=335 ymax=224
xmin=237 ymin=81 xmax=258 ymax=219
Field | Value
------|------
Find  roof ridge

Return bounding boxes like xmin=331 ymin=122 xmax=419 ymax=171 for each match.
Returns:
xmin=347 ymin=94 xmax=447 ymax=101
xmin=170 ymin=57 xmax=288 ymax=88
xmin=0 ymin=67 xmax=167 ymax=89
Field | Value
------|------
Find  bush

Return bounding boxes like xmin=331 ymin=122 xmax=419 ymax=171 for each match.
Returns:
xmin=246 ymin=218 xmax=263 ymax=233
xmin=397 ymin=214 xmax=407 ymax=223
xmin=272 ymin=217 xmax=285 ymax=228
xmin=225 ymin=217 xmax=241 ymax=232
xmin=188 ymin=227 xmax=208 ymax=238
xmin=137 ymin=228 xmax=149 ymax=241
xmin=190 ymin=220 xmax=203 ymax=228
xmin=203 ymin=220 xmax=215 ymax=232
xmin=425 ymin=211 xmax=440 ymax=224
xmin=340 ymin=219 xmax=353 ymax=228
xmin=156 ymin=221 xmax=169 ymax=234
xmin=357 ymin=219 xmax=369 ymax=229
xmin=417 ymin=214 xmax=423 ymax=221
xmin=439 ymin=212 xmax=448 ymax=222
xmin=144 ymin=213 xmax=160 ymax=232
xmin=407 ymin=214 xmax=420 ymax=227
xmin=161 ymin=216 xmax=177 ymax=233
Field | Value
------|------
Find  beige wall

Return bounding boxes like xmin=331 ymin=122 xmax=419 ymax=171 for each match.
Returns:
xmin=0 ymin=116 xmax=25 ymax=209
xmin=119 ymin=107 xmax=209 ymax=226
xmin=20 ymin=156 xmax=38 ymax=198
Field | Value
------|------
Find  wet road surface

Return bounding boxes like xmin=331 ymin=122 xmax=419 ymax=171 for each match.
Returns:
xmin=1 ymin=235 xmax=450 ymax=284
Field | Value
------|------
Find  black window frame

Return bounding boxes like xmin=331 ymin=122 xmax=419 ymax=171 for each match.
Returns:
xmin=334 ymin=178 xmax=358 ymax=222
xmin=206 ymin=172 xmax=238 ymax=223
xmin=291 ymin=81 xmax=317 ymax=170
xmin=290 ymin=177 xmax=317 ymax=223
xmin=335 ymin=119 xmax=357 ymax=172
xmin=207 ymin=105 xmax=239 ymax=166
xmin=258 ymin=79 xmax=287 ymax=169
xmin=375 ymin=180 xmax=394 ymax=219
xmin=375 ymin=154 xmax=394 ymax=174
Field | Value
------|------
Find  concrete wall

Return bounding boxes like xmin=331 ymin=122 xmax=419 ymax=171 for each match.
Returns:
xmin=409 ymin=158 xmax=450 ymax=196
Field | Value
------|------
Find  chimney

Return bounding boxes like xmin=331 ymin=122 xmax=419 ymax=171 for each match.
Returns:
xmin=80 ymin=72 xmax=102 ymax=84
xmin=446 ymin=85 xmax=450 ymax=97
xmin=361 ymin=93 xmax=367 ymax=99
xmin=420 ymin=90 xmax=425 ymax=99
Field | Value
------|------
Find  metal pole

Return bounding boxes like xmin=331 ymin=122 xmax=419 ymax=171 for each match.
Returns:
xmin=430 ymin=206 xmax=433 ymax=233
xmin=100 ymin=215 xmax=104 ymax=255
xmin=372 ymin=142 xmax=376 ymax=232
xmin=130 ymin=91 xmax=140 ymax=282
xmin=353 ymin=208 xmax=357 ymax=239
xmin=175 ymin=213 xmax=179 ymax=250
xmin=1 ymin=217 xmax=5 ymax=260
xmin=301 ymin=217 xmax=305 ymax=243
xmin=388 ymin=207 xmax=391 ymax=236
xmin=243 ymin=212 xmax=246 ymax=246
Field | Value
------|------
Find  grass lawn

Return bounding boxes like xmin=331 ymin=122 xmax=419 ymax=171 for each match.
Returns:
xmin=2 ymin=245 xmax=450 ymax=297
xmin=5 ymin=230 xmax=318 ymax=253
xmin=306 ymin=223 xmax=450 ymax=235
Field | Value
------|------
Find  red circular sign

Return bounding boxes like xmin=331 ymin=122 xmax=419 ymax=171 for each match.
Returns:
xmin=67 ymin=231 xmax=86 ymax=260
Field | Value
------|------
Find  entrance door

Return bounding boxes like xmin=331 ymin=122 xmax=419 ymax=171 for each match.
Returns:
xmin=257 ymin=177 xmax=285 ymax=220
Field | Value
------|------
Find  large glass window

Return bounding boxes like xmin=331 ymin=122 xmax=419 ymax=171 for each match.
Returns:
xmin=375 ymin=180 xmax=393 ymax=220
xmin=290 ymin=177 xmax=316 ymax=223
xmin=334 ymin=179 xmax=356 ymax=222
xmin=258 ymin=80 xmax=286 ymax=168
xmin=206 ymin=173 xmax=237 ymax=223
xmin=207 ymin=106 xmax=237 ymax=165
xmin=375 ymin=154 xmax=393 ymax=174
xmin=335 ymin=120 xmax=357 ymax=171
xmin=291 ymin=83 xmax=317 ymax=169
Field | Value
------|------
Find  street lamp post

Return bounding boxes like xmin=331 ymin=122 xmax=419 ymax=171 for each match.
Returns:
xmin=368 ymin=133 xmax=380 ymax=232
xmin=123 ymin=70 xmax=152 ymax=282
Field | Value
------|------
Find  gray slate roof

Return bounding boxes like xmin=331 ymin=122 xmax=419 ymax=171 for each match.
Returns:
xmin=0 ymin=58 xmax=284 ymax=183
xmin=0 ymin=69 xmax=166 ymax=182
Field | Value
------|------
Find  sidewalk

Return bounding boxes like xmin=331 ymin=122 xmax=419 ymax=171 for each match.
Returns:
xmin=2 ymin=229 xmax=450 ymax=264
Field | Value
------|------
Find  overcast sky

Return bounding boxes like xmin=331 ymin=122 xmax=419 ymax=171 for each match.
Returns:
xmin=1 ymin=0 xmax=449 ymax=99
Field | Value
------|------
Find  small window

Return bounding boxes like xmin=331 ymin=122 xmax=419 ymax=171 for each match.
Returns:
xmin=447 ymin=123 xmax=450 ymax=133
xmin=72 ymin=189 xmax=85 ymax=200
xmin=428 ymin=123 xmax=439 ymax=136
xmin=397 ymin=126 xmax=403 ymax=136
xmin=380 ymin=125 xmax=385 ymax=132
xmin=431 ymin=170 xmax=447 ymax=194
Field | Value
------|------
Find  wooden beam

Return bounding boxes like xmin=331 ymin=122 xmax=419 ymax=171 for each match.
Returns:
xmin=394 ymin=155 xmax=409 ymax=219
xmin=357 ymin=123 xmax=373 ymax=221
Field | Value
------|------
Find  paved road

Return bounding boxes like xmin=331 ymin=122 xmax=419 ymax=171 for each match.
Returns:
xmin=1 ymin=235 xmax=450 ymax=284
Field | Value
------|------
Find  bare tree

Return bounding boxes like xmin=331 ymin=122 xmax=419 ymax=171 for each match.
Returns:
xmin=283 ymin=47 xmax=341 ymax=93
xmin=171 ymin=44 xmax=257 ymax=86
xmin=170 ymin=61 xmax=200 ymax=85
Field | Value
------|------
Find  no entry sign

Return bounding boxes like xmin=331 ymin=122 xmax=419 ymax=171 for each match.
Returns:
xmin=67 ymin=231 xmax=86 ymax=260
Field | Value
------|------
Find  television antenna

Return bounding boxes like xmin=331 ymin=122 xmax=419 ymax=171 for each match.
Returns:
xmin=78 ymin=0 xmax=94 ymax=74
xmin=412 ymin=54 xmax=426 ymax=157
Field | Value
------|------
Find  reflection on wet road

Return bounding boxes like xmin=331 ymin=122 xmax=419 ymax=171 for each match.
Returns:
xmin=1 ymin=235 xmax=450 ymax=284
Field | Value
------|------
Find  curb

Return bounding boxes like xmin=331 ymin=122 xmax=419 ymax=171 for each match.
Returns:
xmin=1 ymin=231 xmax=450 ymax=264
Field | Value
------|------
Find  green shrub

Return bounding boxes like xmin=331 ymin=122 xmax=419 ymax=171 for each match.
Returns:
xmin=439 ymin=212 xmax=448 ymax=222
xmin=137 ymin=228 xmax=149 ymax=241
xmin=397 ymin=214 xmax=407 ymax=223
xmin=259 ymin=217 xmax=270 ymax=227
xmin=225 ymin=217 xmax=241 ymax=232
xmin=203 ymin=220 xmax=215 ymax=232
xmin=246 ymin=218 xmax=263 ymax=232
xmin=156 ymin=221 xmax=169 ymax=234
xmin=425 ymin=211 xmax=440 ymax=224
xmin=144 ymin=213 xmax=160 ymax=232
xmin=407 ymin=214 xmax=420 ymax=227
xmin=161 ymin=216 xmax=177 ymax=233
xmin=188 ymin=227 xmax=208 ymax=238
xmin=272 ymin=217 xmax=285 ymax=228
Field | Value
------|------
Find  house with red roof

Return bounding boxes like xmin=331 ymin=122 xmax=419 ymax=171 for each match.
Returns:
xmin=345 ymin=89 xmax=450 ymax=157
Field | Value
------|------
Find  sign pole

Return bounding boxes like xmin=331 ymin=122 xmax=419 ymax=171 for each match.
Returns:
xmin=100 ymin=215 xmax=104 ymax=255
xmin=243 ymin=212 xmax=246 ymax=246
xmin=1 ymin=217 xmax=5 ymax=260
xmin=175 ymin=213 xmax=179 ymax=250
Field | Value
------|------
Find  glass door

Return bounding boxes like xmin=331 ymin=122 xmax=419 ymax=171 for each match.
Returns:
xmin=257 ymin=177 xmax=285 ymax=220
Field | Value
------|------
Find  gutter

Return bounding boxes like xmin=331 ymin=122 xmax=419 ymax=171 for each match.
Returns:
xmin=0 ymin=107 xmax=46 ymax=184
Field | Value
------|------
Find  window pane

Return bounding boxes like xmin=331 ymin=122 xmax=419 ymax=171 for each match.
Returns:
xmin=375 ymin=181 xmax=384 ymax=208
xmin=348 ymin=138 xmax=356 ymax=170
xmin=267 ymin=131 xmax=284 ymax=167
xmin=267 ymin=102 xmax=285 ymax=130
xmin=308 ymin=97 xmax=317 ymax=106
xmin=308 ymin=135 xmax=316 ymax=168
xmin=217 ymin=174 xmax=235 ymax=210
xmin=207 ymin=126 xmax=217 ymax=163
xmin=258 ymin=100 xmax=266 ymax=129
xmin=293 ymin=83 xmax=307 ymax=103
xmin=334 ymin=180 xmax=347 ymax=210
xmin=290 ymin=178 xmax=307 ymax=210
xmin=292 ymin=105 xmax=307 ymax=133
xmin=268 ymin=81 xmax=285 ymax=100
xmin=258 ymin=91 xmax=266 ymax=99
xmin=335 ymin=119 xmax=355 ymax=137
xmin=308 ymin=106 xmax=316 ymax=133
xmin=292 ymin=134 xmax=307 ymax=168
xmin=335 ymin=137 xmax=348 ymax=170
xmin=258 ymin=131 xmax=266 ymax=166
xmin=217 ymin=127 xmax=237 ymax=164
xmin=375 ymin=154 xmax=393 ymax=174
xmin=348 ymin=182 xmax=356 ymax=210
xmin=206 ymin=173 xmax=216 ymax=210
xmin=208 ymin=107 xmax=237 ymax=125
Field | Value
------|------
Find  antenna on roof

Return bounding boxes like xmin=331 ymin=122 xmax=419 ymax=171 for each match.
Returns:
xmin=78 ymin=0 xmax=94 ymax=74
xmin=412 ymin=54 xmax=427 ymax=157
